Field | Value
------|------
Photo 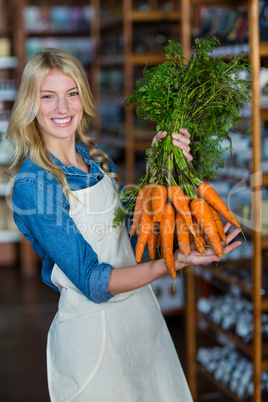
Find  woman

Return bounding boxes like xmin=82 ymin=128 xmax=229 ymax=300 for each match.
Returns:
xmin=7 ymin=48 xmax=241 ymax=402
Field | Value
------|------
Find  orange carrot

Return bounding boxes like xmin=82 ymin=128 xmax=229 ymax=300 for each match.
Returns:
xmin=135 ymin=204 xmax=154 ymax=263
xmin=142 ymin=182 xmax=155 ymax=215
xmin=209 ymin=204 xmax=227 ymax=244
xmin=190 ymin=198 xmax=223 ymax=259
xmin=160 ymin=203 xmax=176 ymax=279
xmin=148 ymin=222 xmax=159 ymax=260
xmin=152 ymin=184 xmax=167 ymax=221
xmin=129 ymin=185 xmax=148 ymax=236
xmin=130 ymin=183 xmax=154 ymax=236
xmin=176 ymin=211 xmax=191 ymax=257
xmin=197 ymin=182 xmax=240 ymax=227
xmin=168 ymin=185 xmax=196 ymax=236
xmin=184 ymin=194 xmax=190 ymax=205
xmin=192 ymin=218 xmax=206 ymax=254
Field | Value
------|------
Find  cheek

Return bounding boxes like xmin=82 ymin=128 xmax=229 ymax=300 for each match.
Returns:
xmin=36 ymin=104 xmax=49 ymax=122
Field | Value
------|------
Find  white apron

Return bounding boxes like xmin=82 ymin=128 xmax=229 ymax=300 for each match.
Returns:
xmin=46 ymin=173 xmax=193 ymax=402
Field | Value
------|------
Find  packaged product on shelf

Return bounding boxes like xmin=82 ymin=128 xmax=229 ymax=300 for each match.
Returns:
xmin=196 ymin=345 xmax=267 ymax=399
xmin=197 ymin=293 xmax=268 ymax=343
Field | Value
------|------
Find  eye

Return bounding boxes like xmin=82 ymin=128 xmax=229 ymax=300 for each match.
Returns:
xmin=69 ymin=91 xmax=79 ymax=97
xmin=41 ymin=94 xmax=53 ymax=99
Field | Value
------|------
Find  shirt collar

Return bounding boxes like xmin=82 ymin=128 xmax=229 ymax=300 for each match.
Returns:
xmin=48 ymin=141 xmax=98 ymax=176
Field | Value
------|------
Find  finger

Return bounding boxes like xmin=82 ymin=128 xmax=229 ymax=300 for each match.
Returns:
xmin=223 ymin=240 xmax=242 ymax=255
xmin=172 ymin=132 xmax=190 ymax=146
xmin=179 ymin=128 xmax=190 ymax=138
xmin=225 ymin=227 xmax=241 ymax=244
xmin=182 ymin=149 xmax=193 ymax=162
xmin=172 ymin=139 xmax=191 ymax=153
xmin=152 ymin=131 xmax=167 ymax=144
xmin=223 ymin=222 xmax=232 ymax=233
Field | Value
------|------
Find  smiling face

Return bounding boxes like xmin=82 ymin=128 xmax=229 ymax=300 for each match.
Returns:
xmin=36 ymin=68 xmax=84 ymax=145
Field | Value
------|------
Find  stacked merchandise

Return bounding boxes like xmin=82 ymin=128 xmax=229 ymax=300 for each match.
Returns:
xmin=197 ymin=346 xmax=268 ymax=399
xmin=197 ymin=294 xmax=268 ymax=343
xmin=24 ymin=6 xmax=93 ymax=65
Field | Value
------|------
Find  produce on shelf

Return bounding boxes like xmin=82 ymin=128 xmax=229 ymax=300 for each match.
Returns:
xmin=113 ymin=37 xmax=252 ymax=278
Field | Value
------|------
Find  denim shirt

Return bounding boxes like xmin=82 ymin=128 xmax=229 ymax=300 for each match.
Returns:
xmin=12 ymin=142 xmax=125 ymax=304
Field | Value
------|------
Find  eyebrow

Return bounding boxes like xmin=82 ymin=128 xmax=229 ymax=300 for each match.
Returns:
xmin=40 ymin=86 xmax=78 ymax=93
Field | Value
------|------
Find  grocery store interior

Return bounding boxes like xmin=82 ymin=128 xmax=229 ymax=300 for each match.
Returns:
xmin=0 ymin=0 xmax=268 ymax=401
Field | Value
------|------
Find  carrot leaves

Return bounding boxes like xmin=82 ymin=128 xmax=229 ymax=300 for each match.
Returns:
xmin=126 ymin=36 xmax=252 ymax=181
xmin=113 ymin=36 xmax=252 ymax=227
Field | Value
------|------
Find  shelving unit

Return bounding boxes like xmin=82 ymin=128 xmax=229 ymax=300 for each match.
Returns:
xmin=183 ymin=0 xmax=267 ymax=401
xmin=0 ymin=0 xmax=93 ymax=274
xmin=90 ymin=0 xmax=185 ymax=184
xmin=0 ymin=0 xmax=26 ymax=269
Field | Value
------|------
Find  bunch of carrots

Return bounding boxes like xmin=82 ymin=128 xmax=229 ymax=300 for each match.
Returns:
xmin=130 ymin=181 xmax=240 ymax=279
xmin=113 ymin=37 xmax=250 ymax=279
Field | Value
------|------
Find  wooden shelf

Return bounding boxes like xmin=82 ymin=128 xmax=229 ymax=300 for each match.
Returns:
xmin=130 ymin=53 xmax=166 ymax=65
xmin=197 ymin=363 xmax=249 ymax=402
xmin=130 ymin=10 xmax=181 ymax=22
xmin=100 ymin=15 xmax=123 ymax=30
xmin=262 ymin=236 xmax=268 ymax=249
xmin=26 ymin=30 xmax=90 ymax=37
xmin=100 ymin=53 xmax=167 ymax=66
xmin=190 ymin=0 xmax=245 ymax=5
xmin=134 ymin=141 xmax=152 ymax=150
xmin=197 ymin=312 xmax=253 ymax=356
xmin=263 ymin=173 xmax=268 ymax=186
xmin=185 ymin=3 xmax=266 ymax=398
xmin=195 ymin=261 xmax=253 ymax=297
xmin=260 ymin=42 xmax=268 ymax=57
xmin=261 ymin=108 xmax=268 ymax=120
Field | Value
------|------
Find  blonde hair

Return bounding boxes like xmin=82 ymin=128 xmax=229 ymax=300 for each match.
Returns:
xmin=7 ymin=48 xmax=119 ymax=198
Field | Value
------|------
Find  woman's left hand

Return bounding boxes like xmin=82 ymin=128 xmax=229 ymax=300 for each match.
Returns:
xmin=152 ymin=128 xmax=193 ymax=163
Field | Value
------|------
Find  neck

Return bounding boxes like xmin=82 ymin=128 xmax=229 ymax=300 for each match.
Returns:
xmin=46 ymin=137 xmax=78 ymax=166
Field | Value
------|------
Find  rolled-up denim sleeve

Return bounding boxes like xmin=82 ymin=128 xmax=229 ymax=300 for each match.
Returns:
xmin=12 ymin=182 xmax=113 ymax=303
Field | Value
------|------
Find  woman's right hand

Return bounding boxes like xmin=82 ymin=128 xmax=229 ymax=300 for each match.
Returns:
xmin=152 ymin=128 xmax=193 ymax=163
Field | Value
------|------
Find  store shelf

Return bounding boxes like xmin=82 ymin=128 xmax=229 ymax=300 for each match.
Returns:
xmin=92 ymin=0 xmax=184 ymax=184
xmin=260 ymin=42 xmax=268 ymax=57
xmin=184 ymin=0 xmax=266 ymax=401
xmin=191 ymin=0 xmax=245 ymax=5
xmin=100 ymin=15 xmax=123 ymax=30
xmin=262 ymin=236 xmax=268 ymax=249
xmin=198 ymin=313 xmax=268 ymax=363
xmin=130 ymin=54 xmax=166 ymax=65
xmin=195 ymin=261 xmax=253 ymax=297
xmin=0 ymin=57 xmax=17 ymax=69
xmin=27 ymin=30 xmax=90 ymax=37
xmin=130 ymin=10 xmax=181 ymax=22
xmin=196 ymin=363 xmax=246 ymax=402
xmin=263 ymin=173 xmax=268 ymax=186
xmin=198 ymin=312 xmax=253 ymax=356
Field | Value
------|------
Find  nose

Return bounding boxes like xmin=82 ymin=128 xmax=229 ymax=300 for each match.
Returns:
xmin=55 ymin=97 xmax=68 ymax=114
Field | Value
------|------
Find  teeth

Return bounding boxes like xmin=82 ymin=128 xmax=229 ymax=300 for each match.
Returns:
xmin=52 ymin=117 xmax=72 ymax=124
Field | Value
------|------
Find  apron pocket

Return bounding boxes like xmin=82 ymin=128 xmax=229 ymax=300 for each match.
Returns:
xmin=47 ymin=309 xmax=106 ymax=402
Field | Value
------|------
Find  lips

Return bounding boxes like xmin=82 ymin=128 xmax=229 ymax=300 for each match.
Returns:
xmin=51 ymin=117 xmax=72 ymax=124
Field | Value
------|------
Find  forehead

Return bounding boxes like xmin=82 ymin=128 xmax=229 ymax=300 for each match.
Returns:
xmin=40 ymin=69 xmax=77 ymax=90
